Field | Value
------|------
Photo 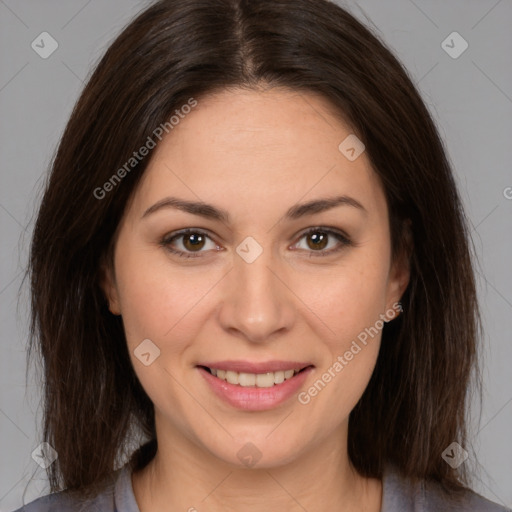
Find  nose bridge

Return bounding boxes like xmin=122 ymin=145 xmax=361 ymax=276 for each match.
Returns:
xmin=218 ymin=236 xmax=294 ymax=342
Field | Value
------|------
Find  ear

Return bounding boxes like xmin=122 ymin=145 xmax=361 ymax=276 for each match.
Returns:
xmin=385 ymin=219 xmax=412 ymax=318
xmin=99 ymin=253 xmax=122 ymax=316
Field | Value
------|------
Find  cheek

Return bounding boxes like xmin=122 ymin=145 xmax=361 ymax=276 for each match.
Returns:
xmin=294 ymin=270 xmax=385 ymax=434
xmin=114 ymin=251 xmax=208 ymax=417
xmin=114 ymin=243 xmax=205 ymax=356
xmin=297 ymin=253 xmax=390 ymax=346
xmin=291 ymin=250 xmax=388 ymax=408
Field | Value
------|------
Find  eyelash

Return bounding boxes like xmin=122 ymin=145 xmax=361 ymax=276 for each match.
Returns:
xmin=160 ymin=227 xmax=353 ymax=259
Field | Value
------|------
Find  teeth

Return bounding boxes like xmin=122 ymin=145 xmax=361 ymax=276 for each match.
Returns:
xmin=274 ymin=371 xmax=285 ymax=384
xmin=208 ymin=367 xmax=302 ymax=387
xmin=256 ymin=373 xmax=274 ymax=388
xmin=225 ymin=370 xmax=238 ymax=384
xmin=239 ymin=373 xmax=256 ymax=387
xmin=284 ymin=369 xmax=294 ymax=379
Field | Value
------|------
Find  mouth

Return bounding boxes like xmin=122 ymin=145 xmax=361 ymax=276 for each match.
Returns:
xmin=196 ymin=362 xmax=314 ymax=411
xmin=197 ymin=365 xmax=313 ymax=388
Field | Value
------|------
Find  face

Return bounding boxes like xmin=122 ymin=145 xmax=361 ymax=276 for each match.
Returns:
xmin=102 ymin=87 xmax=409 ymax=469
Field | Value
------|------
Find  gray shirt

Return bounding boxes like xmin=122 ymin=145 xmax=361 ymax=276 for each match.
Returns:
xmin=11 ymin=464 xmax=511 ymax=511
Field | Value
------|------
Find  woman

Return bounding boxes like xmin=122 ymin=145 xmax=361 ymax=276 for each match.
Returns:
xmin=16 ymin=0 xmax=509 ymax=510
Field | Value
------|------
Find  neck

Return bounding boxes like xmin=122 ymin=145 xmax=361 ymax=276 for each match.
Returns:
xmin=131 ymin=418 xmax=382 ymax=512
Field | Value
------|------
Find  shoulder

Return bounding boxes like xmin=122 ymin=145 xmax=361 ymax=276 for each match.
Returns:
xmin=421 ymin=479 xmax=511 ymax=512
xmin=382 ymin=465 xmax=511 ymax=512
xmin=9 ymin=472 xmax=119 ymax=512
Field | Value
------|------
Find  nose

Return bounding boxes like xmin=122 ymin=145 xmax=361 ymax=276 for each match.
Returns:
xmin=217 ymin=243 xmax=296 ymax=344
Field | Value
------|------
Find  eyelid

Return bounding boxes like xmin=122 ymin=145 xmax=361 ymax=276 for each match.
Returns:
xmin=290 ymin=226 xmax=352 ymax=257
xmin=160 ymin=228 xmax=220 ymax=259
xmin=293 ymin=226 xmax=351 ymax=245
xmin=160 ymin=226 xmax=352 ymax=259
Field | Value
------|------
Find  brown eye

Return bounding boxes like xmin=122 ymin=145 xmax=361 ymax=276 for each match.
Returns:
xmin=293 ymin=227 xmax=352 ymax=257
xmin=161 ymin=229 xmax=218 ymax=259
xmin=182 ymin=232 xmax=206 ymax=252
xmin=305 ymin=231 xmax=329 ymax=251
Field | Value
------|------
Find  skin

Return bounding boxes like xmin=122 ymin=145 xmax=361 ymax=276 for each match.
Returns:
xmin=102 ymin=87 xmax=410 ymax=512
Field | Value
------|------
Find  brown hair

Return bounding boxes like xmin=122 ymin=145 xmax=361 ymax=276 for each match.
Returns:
xmin=24 ymin=0 xmax=482 ymax=501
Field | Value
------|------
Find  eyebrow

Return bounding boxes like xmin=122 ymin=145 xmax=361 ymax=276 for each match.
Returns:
xmin=141 ymin=195 xmax=367 ymax=222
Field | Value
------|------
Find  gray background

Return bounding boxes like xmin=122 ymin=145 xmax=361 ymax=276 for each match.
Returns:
xmin=0 ymin=0 xmax=511 ymax=510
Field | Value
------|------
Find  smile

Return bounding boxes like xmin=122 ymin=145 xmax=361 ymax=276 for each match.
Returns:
xmin=202 ymin=367 xmax=307 ymax=388
xmin=196 ymin=363 xmax=314 ymax=411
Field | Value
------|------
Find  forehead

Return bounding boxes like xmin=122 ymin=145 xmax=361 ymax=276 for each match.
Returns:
xmin=128 ymin=88 xmax=387 ymax=222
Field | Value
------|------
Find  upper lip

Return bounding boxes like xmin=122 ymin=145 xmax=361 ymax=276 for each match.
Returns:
xmin=198 ymin=360 xmax=313 ymax=373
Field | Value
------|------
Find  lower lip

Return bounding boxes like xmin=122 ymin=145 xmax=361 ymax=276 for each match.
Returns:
xmin=197 ymin=366 xmax=314 ymax=411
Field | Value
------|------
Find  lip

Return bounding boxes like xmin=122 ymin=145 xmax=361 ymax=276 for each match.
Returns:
xmin=197 ymin=360 xmax=312 ymax=373
xmin=197 ymin=365 xmax=314 ymax=411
